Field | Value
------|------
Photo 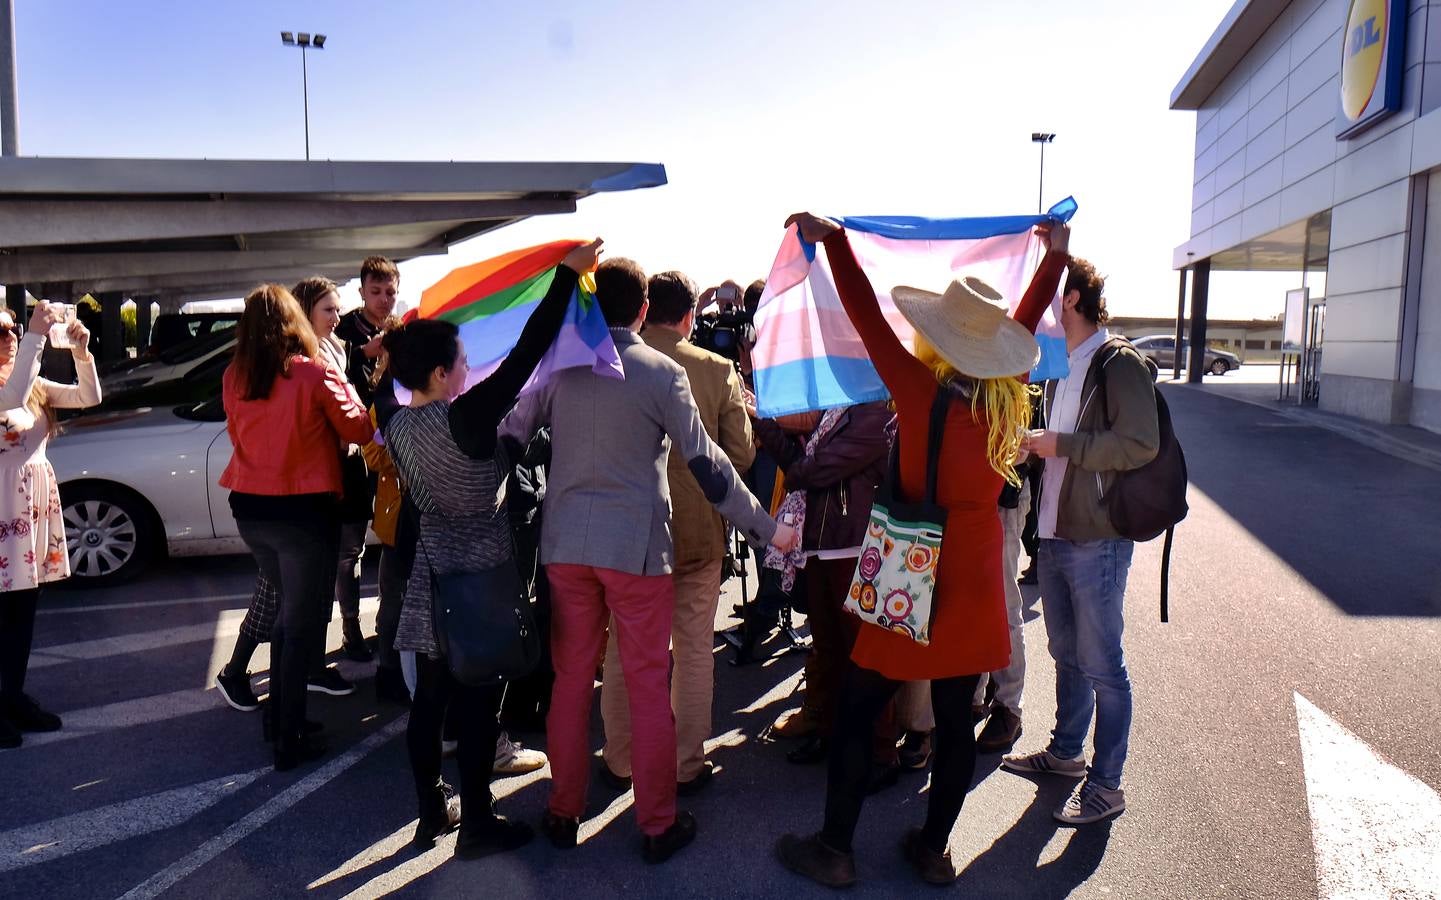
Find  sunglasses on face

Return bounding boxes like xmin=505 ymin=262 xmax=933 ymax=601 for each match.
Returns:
xmin=0 ymin=324 xmax=19 ymax=338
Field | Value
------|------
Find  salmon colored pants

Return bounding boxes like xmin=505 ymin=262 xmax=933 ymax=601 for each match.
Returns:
xmin=545 ymin=563 xmax=677 ymax=837
xmin=601 ymin=558 xmax=724 ymax=782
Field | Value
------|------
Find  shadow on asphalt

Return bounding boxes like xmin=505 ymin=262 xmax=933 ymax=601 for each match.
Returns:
xmin=957 ymin=775 xmax=1112 ymax=899
xmin=1162 ymin=385 xmax=1441 ymax=617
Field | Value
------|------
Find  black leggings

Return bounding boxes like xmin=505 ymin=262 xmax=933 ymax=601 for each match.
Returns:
xmin=0 ymin=587 xmax=40 ymax=698
xmin=408 ymin=654 xmax=505 ymax=823
xmin=821 ymin=663 xmax=982 ymax=855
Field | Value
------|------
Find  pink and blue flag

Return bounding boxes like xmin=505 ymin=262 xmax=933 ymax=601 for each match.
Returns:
xmin=752 ymin=198 xmax=1077 ymax=418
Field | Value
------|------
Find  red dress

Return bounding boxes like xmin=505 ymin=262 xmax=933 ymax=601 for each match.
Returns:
xmin=823 ymin=231 xmax=1065 ymax=681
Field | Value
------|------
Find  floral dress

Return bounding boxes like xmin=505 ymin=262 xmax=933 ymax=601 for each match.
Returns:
xmin=0 ymin=335 xmax=101 ymax=591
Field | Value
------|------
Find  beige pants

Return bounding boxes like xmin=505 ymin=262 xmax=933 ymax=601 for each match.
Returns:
xmin=601 ymin=558 xmax=724 ymax=782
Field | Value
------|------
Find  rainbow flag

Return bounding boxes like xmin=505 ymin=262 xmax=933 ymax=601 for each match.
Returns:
xmin=752 ymin=199 xmax=1077 ymax=418
xmin=412 ymin=240 xmax=622 ymax=396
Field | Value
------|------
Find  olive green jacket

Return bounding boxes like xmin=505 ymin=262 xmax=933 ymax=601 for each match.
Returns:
xmin=1044 ymin=339 xmax=1160 ymax=541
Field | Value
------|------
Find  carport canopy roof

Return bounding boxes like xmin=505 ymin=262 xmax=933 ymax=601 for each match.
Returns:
xmin=0 ymin=156 xmax=668 ymax=301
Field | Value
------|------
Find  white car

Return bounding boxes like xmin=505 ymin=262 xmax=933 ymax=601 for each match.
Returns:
xmin=48 ymin=398 xmax=243 ymax=584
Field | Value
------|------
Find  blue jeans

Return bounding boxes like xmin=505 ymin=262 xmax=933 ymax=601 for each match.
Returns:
xmin=1038 ymin=538 xmax=1134 ymax=790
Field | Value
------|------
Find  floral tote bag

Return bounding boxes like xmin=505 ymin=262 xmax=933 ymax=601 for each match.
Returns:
xmin=843 ymin=389 xmax=951 ymax=645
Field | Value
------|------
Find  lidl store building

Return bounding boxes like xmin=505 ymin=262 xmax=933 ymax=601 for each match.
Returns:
xmin=1172 ymin=0 xmax=1441 ymax=433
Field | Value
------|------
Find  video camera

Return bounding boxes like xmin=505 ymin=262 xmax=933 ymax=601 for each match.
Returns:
xmin=691 ymin=285 xmax=755 ymax=365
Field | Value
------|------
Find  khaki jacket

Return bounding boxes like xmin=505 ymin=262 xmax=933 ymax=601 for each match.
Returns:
xmin=1044 ymin=340 xmax=1160 ymax=541
xmin=642 ymin=326 xmax=756 ymax=563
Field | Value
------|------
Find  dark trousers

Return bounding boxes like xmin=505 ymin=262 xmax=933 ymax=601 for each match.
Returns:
xmin=821 ymin=663 xmax=982 ymax=854
xmin=803 ymin=558 xmax=862 ymax=730
xmin=0 ymin=587 xmax=41 ymax=698
xmin=375 ymin=543 xmax=406 ymax=670
xmin=237 ymin=518 xmax=340 ymax=741
xmin=334 ymin=520 xmax=367 ymax=622
xmin=408 ymin=654 xmax=504 ymax=824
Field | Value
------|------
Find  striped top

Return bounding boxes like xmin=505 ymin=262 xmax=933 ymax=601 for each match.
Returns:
xmin=386 ymin=400 xmax=513 ymax=657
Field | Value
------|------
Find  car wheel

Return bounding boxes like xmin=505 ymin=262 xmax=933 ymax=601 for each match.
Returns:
xmin=60 ymin=483 xmax=158 ymax=585
xmin=1209 ymin=358 xmax=1230 ymax=376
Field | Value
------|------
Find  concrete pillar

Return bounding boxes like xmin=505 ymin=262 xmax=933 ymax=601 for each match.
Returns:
xmin=98 ymin=291 xmax=124 ymax=364
xmin=3 ymin=283 xmax=22 ymax=313
xmin=1186 ymin=259 xmax=1211 ymax=384
xmin=135 ymin=295 xmax=153 ymax=352
xmin=1172 ymin=268 xmax=1188 ymax=381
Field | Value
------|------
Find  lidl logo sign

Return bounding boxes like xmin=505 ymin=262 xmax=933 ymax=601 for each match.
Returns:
xmin=1337 ymin=0 xmax=1406 ymax=138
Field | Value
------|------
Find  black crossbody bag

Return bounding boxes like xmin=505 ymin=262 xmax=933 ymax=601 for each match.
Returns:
xmin=422 ymin=532 xmax=542 ymax=686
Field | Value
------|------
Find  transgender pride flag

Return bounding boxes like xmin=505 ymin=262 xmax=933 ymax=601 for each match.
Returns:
xmin=408 ymin=240 xmax=622 ymax=397
xmin=752 ymin=198 xmax=1077 ymax=418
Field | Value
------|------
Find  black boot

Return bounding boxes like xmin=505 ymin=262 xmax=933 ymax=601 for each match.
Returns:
xmin=455 ymin=815 xmax=534 ymax=859
xmin=273 ymin=731 xmax=327 ymax=772
xmin=260 ymin=702 xmax=322 ymax=743
xmin=0 ymin=693 xmax=61 ymax=732
xmin=413 ymin=780 xmax=461 ymax=848
xmin=0 ymin=716 xmax=20 ymax=750
xmin=342 ymin=617 xmax=373 ymax=662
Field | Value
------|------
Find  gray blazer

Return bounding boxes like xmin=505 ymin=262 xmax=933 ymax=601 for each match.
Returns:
xmin=501 ymin=327 xmax=776 ymax=576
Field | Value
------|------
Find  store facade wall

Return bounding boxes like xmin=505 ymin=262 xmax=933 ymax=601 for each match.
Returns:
xmin=1176 ymin=0 xmax=1441 ymax=432
xmin=1413 ymin=170 xmax=1441 ymax=431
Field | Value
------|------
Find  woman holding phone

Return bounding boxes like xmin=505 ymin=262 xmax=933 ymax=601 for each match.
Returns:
xmin=0 ymin=302 xmax=101 ymax=750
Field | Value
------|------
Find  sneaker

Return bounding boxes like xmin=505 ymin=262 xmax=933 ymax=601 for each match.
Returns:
xmin=306 ymin=666 xmax=354 ymax=696
xmin=0 ymin=693 xmax=62 ymax=732
xmin=215 ymin=670 xmax=262 ymax=712
xmin=976 ymin=704 xmax=1023 ymax=754
xmin=641 ymin=810 xmax=697 ymax=864
xmin=494 ymin=732 xmax=547 ymax=775
xmin=1054 ymin=778 xmax=1126 ymax=825
xmin=898 ymin=730 xmax=932 ymax=770
xmin=1000 ymin=748 xmax=1087 ymax=777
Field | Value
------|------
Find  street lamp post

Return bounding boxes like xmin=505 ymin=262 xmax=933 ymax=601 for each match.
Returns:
xmin=1031 ymin=132 xmax=1056 ymax=214
xmin=280 ymin=31 xmax=327 ymax=160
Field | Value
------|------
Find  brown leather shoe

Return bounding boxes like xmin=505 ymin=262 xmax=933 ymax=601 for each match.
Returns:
xmin=901 ymin=828 xmax=957 ymax=885
xmin=775 ymin=833 xmax=857 ymax=889
xmin=976 ymin=704 xmax=1023 ymax=754
xmin=772 ymin=707 xmax=820 ymax=739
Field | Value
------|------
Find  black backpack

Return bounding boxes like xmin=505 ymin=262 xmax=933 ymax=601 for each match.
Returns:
xmin=1092 ymin=339 xmax=1188 ymax=621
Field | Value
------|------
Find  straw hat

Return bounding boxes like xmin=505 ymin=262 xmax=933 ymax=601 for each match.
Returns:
xmin=890 ymin=276 xmax=1040 ymax=378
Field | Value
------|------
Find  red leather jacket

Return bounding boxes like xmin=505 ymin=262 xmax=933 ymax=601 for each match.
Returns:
xmin=220 ymin=356 xmax=374 ymax=496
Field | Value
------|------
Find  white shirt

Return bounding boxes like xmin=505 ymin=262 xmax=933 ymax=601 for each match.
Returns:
xmin=1039 ymin=327 xmax=1109 ymax=540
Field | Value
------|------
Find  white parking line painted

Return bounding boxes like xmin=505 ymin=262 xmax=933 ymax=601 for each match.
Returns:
xmin=16 ymin=688 xmax=221 ymax=750
xmin=115 ymin=715 xmax=407 ymax=900
xmin=37 ymin=594 xmax=253 ymax=616
xmin=38 ymin=586 xmax=380 ymax=616
xmin=1294 ymin=692 xmax=1441 ymax=899
xmin=29 ymin=598 xmax=380 ymax=670
xmin=0 ymin=768 xmax=267 ymax=872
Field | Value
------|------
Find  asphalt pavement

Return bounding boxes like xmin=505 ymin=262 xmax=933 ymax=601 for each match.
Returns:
xmin=1 ymin=380 xmax=1438 ymax=899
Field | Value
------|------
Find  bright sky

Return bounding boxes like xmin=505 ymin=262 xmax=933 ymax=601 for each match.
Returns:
xmin=16 ymin=0 xmax=1301 ymax=321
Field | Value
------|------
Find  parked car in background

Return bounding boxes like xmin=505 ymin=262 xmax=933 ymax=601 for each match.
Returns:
xmin=49 ymin=398 xmax=239 ymax=584
xmin=1130 ymin=334 xmax=1242 ymax=375
xmin=50 ymin=395 xmax=378 ymax=585
xmin=147 ymin=312 xmax=240 ymax=355
xmin=83 ymin=330 xmax=234 ymax=415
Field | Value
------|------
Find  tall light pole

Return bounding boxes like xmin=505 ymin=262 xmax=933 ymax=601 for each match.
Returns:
xmin=1031 ymin=132 xmax=1056 ymax=214
xmin=280 ymin=31 xmax=327 ymax=160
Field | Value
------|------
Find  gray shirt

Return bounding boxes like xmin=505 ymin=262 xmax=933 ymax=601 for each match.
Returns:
xmin=501 ymin=327 xmax=776 ymax=576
